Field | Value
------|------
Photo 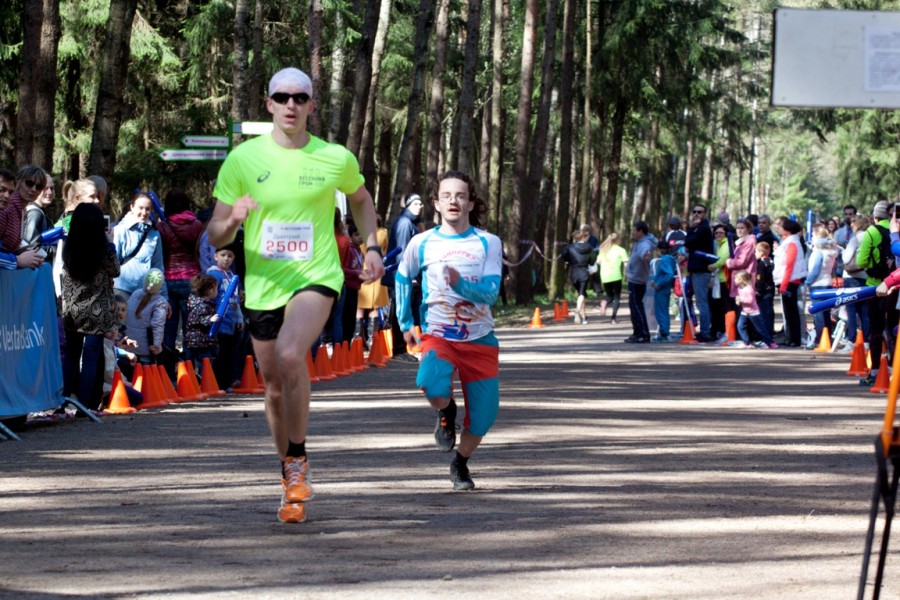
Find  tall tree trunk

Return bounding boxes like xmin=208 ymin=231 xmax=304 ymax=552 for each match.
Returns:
xmin=509 ymin=0 xmax=538 ymax=305
xmin=360 ymin=0 xmax=393 ymax=197
xmin=453 ymin=0 xmax=482 ymax=173
xmin=701 ymin=140 xmax=714 ymax=203
xmin=87 ymin=0 xmax=138 ymax=181
xmin=426 ymin=0 xmax=450 ymax=187
xmin=479 ymin=91 xmax=491 ymax=190
xmin=309 ymin=0 xmax=324 ymax=135
xmin=62 ymin=57 xmax=86 ymax=180
xmin=590 ymin=98 xmax=607 ymax=235
xmin=634 ymin=118 xmax=658 ymax=222
xmin=682 ymin=135 xmax=694 ymax=217
xmin=602 ymin=98 xmax=627 ymax=236
xmin=579 ymin=0 xmax=592 ymax=226
xmin=16 ymin=0 xmax=42 ymax=167
xmin=391 ymin=0 xmax=435 ymax=219
xmin=248 ymin=0 xmax=265 ymax=120
xmin=327 ymin=8 xmax=346 ymax=142
xmin=526 ymin=0 xmax=558 ymax=199
xmin=551 ymin=0 xmax=576 ymax=300
xmin=376 ymin=116 xmax=393 ymax=220
xmin=231 ymin=0 xmax=252 ymax=122
xmin=32 ymin=0 xmax=61 ymax=170
xmin=347 ymin=0 xmax=381 ymax=155
xmin=487 ymin=0 xmax=507 ymax=234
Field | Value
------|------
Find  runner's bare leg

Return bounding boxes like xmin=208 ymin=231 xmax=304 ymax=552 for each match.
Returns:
xmin=254 ymin=290 xmax=334 ymax=455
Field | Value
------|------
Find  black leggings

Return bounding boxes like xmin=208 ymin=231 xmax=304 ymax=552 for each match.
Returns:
xmin=603 ymin=280 xmax=623 ymax=318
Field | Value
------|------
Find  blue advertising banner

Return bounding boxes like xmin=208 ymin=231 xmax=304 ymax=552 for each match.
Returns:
xmin=0 ymin=265 xmax=63 ymax=417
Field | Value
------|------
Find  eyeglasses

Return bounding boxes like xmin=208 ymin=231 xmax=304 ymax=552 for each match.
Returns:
xmin=714 ymin=230 xmax=726 ymax=235
xmin=23 ymin=180 xmax=46 ymax=191
xmin=692 ymin=209 xmax=705 ymax=214
xmin=270 ymin=92 xmax=311 ymax=105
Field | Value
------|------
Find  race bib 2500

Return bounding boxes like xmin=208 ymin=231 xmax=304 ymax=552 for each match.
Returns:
xmin=262 ymin=221 xmax=313 ymax=261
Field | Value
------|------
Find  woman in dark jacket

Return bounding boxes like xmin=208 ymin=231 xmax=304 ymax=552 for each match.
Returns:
xmin=561 ymin=228 xmax=597 ymax=324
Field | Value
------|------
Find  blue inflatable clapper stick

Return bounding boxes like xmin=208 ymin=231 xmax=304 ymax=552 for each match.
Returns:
xmin=39 ymin=226 xmax=65 ymax=246
xmin=809 ymin=286 xmax=868 ymax=300
xmin=209 ymin=275 xmax=240 ymax=338
xmin=383 ymin=246 xmax=402 ymax=264
xmin=691 ymin=250 xmax=719 ymax=264
xmin=806 ymin=209 xmax=813 ymax=244
xmin=148 ymin=190 xmax=166 ymax=222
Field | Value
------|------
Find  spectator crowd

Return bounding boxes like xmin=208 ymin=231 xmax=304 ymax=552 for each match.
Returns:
xmin=559 ymin=200 xmax=900 ymax=387
xmin=0 ymin=165 xmax=427 ymax=421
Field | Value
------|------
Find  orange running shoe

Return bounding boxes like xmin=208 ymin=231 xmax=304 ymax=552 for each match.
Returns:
xmin=277 ymin=496 xmax=307 ymax=523
xmin=282 ymin=456 xmax=315 ymax=503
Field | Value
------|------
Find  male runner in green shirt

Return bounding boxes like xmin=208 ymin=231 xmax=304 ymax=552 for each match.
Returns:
xmin=208 ymin=67 xmax=383 ymax=523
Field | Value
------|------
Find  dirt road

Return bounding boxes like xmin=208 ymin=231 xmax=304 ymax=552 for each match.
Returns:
xmin=0 ymin=319 xmax=893 ymax=599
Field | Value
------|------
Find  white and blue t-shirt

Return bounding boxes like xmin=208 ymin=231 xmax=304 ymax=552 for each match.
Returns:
xmin=396 ymin=226 xmax=502 ymax=342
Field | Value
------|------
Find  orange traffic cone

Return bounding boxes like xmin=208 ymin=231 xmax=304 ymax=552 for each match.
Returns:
xmin=138 ymin=364 xmax=168 ymax=409
xmin=185 ymin=361 xmax=210 ymax=400
xmin=330 ymin=343 xmax=344 ymax=376
xmin=132 ymin=363 xmax=144 ymax=393
xmin=813 ymin=328 xmax=832 ymax=353
xmin=104 ymin=373 xmax=136 ymax=414
xmin=870 ymin=355 xmax=891 ymax=393
xmin=383 ymin=329 xmax=394 ymax=357
xmin=351 ymin=337 xmax=367 ymax=372
xmin=562 ymin=299 xmax=570 ymax=316
xmin=847 ymin=331 xmax=869 ymax=376
xmin=175 ymin=361 xmax=204 ymax=402
xmin=341 ymin=342 xmax=354 ymax=375
xmin=556 ymin=302 xmax=567 ymax=322
xmin=200 ymin=357 xmax=226 ymax=396
xmin=529 ymin=307 xmax=545 ymax=329
xmin=315 ymin=346 xmax=337 ymax=381
xmin=679 ymin=319 xmax=698 ymax=344
xmin=232 ymin=355 xmax=261 ymax=393
xmin=156 ymin=365 xmax=180 ymax=402
xmin=722 ymin=311 xmax=737 ymax=345
xmin=306 ymin=350 xmax=321 ymax=383
xmin=368 ymin=330 xmax=387 ymax=367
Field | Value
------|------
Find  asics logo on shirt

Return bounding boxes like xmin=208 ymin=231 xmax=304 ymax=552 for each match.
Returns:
xmin=257 ymin=171 xmax=271 ymax=183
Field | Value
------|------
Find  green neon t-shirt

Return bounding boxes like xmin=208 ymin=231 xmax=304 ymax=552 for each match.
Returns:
xmin=214 ymin=134 xmax=364 ymax=310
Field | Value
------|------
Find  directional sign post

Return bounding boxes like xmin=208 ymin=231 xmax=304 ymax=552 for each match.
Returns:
xmin=159 ymin=149 xmax=227 ymax=162
xmin=180 ymin=135 xmax=230 ymax=148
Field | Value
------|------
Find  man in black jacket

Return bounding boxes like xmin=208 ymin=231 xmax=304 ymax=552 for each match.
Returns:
xmin=684 ymin=203 xmax=715 ymax=342
xmin=384 ymin=193 xmax=424 ymax=361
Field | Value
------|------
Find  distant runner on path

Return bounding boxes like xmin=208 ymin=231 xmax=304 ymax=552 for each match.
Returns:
xmin=396 ymin=171 xmax=503 ymax=491
xmin=207 ymin=67 xmax=384 ymax=524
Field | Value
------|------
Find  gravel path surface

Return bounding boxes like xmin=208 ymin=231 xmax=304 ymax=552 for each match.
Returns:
xmin=0 ymin=317 xmax=893 ymax=599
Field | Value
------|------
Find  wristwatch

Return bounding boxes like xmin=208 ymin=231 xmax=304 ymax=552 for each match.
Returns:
xmin=366 ymin=246 xmax=384 ymax=258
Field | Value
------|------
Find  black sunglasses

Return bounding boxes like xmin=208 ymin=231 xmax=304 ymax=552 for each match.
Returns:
xmin=23 ymin=180 xmax=46 ymax=191
xmin=270 ymin=92 xmax=311 ymax=105
xmin=692 ymin=209 xmax=705 ymax=214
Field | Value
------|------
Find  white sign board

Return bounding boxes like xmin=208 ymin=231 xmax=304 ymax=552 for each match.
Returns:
xmin=159 ymin=149 xmax=227 ymax=161
xmin=232 ymin=121 xmax=274 ymax=136
xmin=181 ymin=135 xmax=229 ymax=148
xmin=772 ymin=9 xmax=900 ymax=109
